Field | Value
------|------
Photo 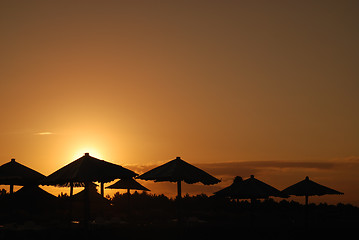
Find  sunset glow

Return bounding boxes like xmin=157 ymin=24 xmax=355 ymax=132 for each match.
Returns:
xmin=1 ymin=1 xmax=359 ymax=206
xmin=72 ymin=150 xmax=103 ymax=161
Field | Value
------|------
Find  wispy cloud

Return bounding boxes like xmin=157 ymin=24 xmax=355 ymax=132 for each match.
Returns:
xmin=126 ymin=158 xmax=359 ymax=204
xmin=34 ymin=132 xmax=54 ymax=135
xmin=128 ymin=160 xmax=338 ymax=178
xmin=198 ymin=160 xmax=336 ymax=176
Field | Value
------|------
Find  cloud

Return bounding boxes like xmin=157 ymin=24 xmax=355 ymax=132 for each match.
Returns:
xmin=125 ymin=158 xmax=359 ymax=204
xmin=125 ymin=164 xmax=158 ymax=175
xmin=128 ymin=160 xmax=338 ymax=180
xmin=196 ymin=160 xmax=336 ymax=179
xmin=34 ymin=132 xmax=54 ymax=135
xmin=333 ymin=156 xmax=359 ymax=163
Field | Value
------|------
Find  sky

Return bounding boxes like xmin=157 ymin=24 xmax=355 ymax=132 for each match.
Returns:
xmin=1 ymin=1 xmax=359 ymax=205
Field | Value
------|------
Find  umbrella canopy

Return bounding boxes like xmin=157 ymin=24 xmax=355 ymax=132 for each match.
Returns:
xmin=0 ymin=159 xmax=45 ymax=193
xmin=214 ymin=176 xmax=244 ymax=198
xmin=137 ymin=156 xmax=220 ymax=202
xmin=44 ymin=153 xmax=137 ymax=186
xmin=137 ymin=157 xmax=220 ymax=222
xmin=8 ymin=185 xmax=58 ymax=214
xmin=214 ymin=175 xmax=283 ymax=201
xmin=106 ymin=178 xmax=150 ymax=191
xmin=281 ymin=176 xmax=343 ymax=205
xmin=13 ymin=185 xmax=57 ymax=202
xmin=72 ymin=183 xmax=110 ymax=205
xmin=137 ymin=157 xmax=220 ymax=185
xmin=71 ymin=183 xmax=112 ymax=219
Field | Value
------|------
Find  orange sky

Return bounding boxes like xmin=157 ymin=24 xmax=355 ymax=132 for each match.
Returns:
xmin=1 ymin=1 xmax=359 ymax=205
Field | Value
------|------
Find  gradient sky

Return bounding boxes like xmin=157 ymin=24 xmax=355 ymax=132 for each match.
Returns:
xmin=1 ymin=1 xmax=358 ymax=205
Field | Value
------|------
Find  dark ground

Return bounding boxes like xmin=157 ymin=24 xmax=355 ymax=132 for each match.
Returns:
xmin=0 ymin=191 xmax=357 ymax=240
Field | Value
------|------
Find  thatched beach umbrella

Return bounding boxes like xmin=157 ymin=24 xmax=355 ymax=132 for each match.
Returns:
xmin=137 ymin=157 xmax=220 ymax=221
xmin=12 ymin=185 xmax=57 ymax=208
xmin=44 ymin=153 xmax=137 ymax=196
xmin=106 ymin=178 xmax=150 ymax=194
xmin=44 ymin=153 xmax=136 ymax=227
xmin=137 ymin=157 xmax=220 ymax=200
xmin=14 ymin=185 xmax=57 ymax=201
xmin=71 ymin=183 xmax=112 ymax=219
xmin=4 ymin=185 xmax=58 ymax=218
xmin=214 ymin=176 xmax=244 ymax=199
xmin=72 ymin=183 xmax=111 ymax=206
xmin=214 ymin=175 xmax=283 ymax=203
xmin=281 ymin=176 xmax=343 ymax=206
xmin=107 ymin=178 xmax=150 ymax=212
xmin=0 ymin=158 xmax=45 ymax=194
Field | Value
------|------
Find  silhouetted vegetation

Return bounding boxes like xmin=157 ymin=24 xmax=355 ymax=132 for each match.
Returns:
xmin=0 ymin=188 xmax=358 ymax=239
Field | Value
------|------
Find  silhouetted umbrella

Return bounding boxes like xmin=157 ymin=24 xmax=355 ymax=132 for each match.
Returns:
xmin=14 ymin=185 xmax=57 ymax=201
xmin=44 ymin=153 xmax=136 ymax=228
xmin=281 ymin=176 xmax=343 ymax=205
xmin=214 ymin=176 xmax=244 ymax=199
xmin=72 ymin=183 xmax=110 ymax=206
xmin=214 ymin=175 xmax=283 ymax=203
xmin=71 ymin=183 xmax=111 ymax=220
xmin=137 ymin=157 xmax=220 ymax=199
xmin=106 ymin=178 xmax=150 ymax=194
xmin=12 ymin=185 xmax=57 ymax=210
xmin=137 ymin=157 xmax=220 ymax=222
xmin=7 ymin=185 xmax=58 ymax=215
xmin=44 ymin=153 xmax=137 ymax=196
xmin=0 ymin=158 xmax=45 ymax=194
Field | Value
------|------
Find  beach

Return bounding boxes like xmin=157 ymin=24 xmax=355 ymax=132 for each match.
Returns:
xmin=1 ymin=192 xmax=358 ymax=240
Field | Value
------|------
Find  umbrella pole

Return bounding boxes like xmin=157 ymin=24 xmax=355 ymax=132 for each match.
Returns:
xmin=305 ymin=195 xmax=309 ymax=206
xmin=176 ymin=181 xmax=182 ymax=223
xmin=100 ymin=182 xmax=104 ymax=197
xmin=69 ymin=181 xmax=74 ymax=227
xmin=84 ymin=182 xmax=90 ymax=230
xmin=10 ymin=184 xmax=13 ymax=194
xmin=304 ymin=195 xmax=309 ymax=228
xmin=177 ymin=180 xmax=182 ymax=200
xmin=127 ymin=188 xmax=131 ymax=215
xmin=70 ymin=182 xmax=73 ymax=197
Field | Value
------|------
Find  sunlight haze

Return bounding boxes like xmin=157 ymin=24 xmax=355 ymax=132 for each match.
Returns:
xmin=1 ymin=0 xmax=358 ymax=205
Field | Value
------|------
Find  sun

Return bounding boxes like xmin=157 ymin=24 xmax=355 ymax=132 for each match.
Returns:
xmin=72 ymin=147 xmax=104 ymax=160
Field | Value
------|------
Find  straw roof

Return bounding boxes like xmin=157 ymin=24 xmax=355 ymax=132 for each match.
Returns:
xmin=137 ymin=157 xmax=220 ymax=185
xmin=282 ymin=176 xmax=343 ymax=197
xmin=13 ymin=185 xmax=57 ymax=201
xmin=0 ymin=159 xmax=45 ymax=186
xmin=44 ymin=153 xmax=137 ymax=186
xmin=106 ymin=178 xmax=150 ymax=191
xmin=214 ymin=176 xmax=244 ymax=198
xmin=214 ymin=175 xmax=283 ymax=199
xmin=72 ymin=183 xmax=111 ymax=206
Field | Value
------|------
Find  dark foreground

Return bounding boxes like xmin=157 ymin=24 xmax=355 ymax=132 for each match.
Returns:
xmin=1 ymin=192 xmax=358 ymax=240
xmin=0 ymin=221 xmax=357 ymax=240
xmin=1 ymin=225 xmax=357 ymax=240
